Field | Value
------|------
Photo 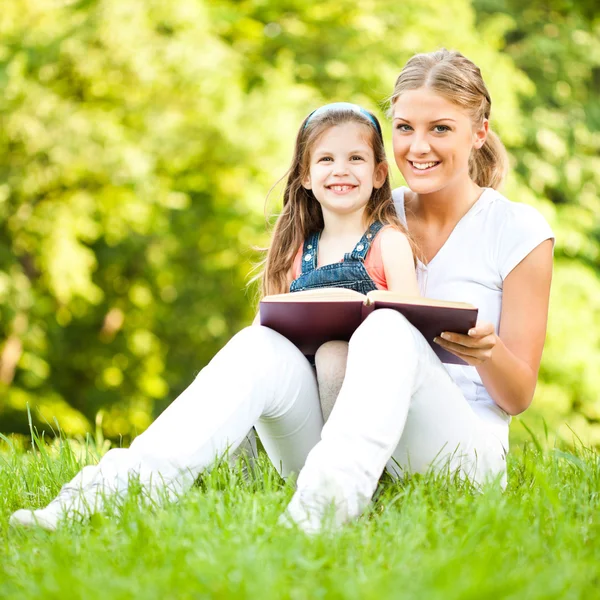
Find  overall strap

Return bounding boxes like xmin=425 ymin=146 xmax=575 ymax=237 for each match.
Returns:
xmin=300 ymin=231 xmax=320 ymax=275
xmin=344 ymin=220 xmax=384 ymax=262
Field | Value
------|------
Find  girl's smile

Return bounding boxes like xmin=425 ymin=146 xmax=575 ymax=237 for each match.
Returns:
xmin=327 ymin=184 xmax=358 ymax=193
xmin=326 ymin=183 xmax=358 ymax=196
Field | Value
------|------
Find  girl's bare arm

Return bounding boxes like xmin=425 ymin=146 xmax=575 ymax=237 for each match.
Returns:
xmin=380 ymin=229 xmax=420 ymax=295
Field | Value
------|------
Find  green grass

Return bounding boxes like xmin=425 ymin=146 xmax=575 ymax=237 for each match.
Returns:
xmin=1 ymin=429 xmax=599 ymax=600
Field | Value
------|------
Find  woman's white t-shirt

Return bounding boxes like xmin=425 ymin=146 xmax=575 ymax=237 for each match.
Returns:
xmin=392 ymin=186 xmax=555 ymax=449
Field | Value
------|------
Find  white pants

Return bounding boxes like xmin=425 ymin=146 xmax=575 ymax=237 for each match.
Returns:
xmin=55 ymin=310 xmax=506 ymax=517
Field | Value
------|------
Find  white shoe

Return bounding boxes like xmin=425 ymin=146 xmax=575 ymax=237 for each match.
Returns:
xmin=9 ymin=507 xmax=62 ymax=531
xmin=280 ymin=474 xmax=356 ymax=535
xmin=9 ymin=486 xmax=99 ymax=531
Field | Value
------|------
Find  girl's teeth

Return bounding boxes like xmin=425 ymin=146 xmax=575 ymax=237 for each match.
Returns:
xmin=412 ymin=162 xmax=438 ymax=170
xmin=331 ymin=185 xmax=353 ymax=191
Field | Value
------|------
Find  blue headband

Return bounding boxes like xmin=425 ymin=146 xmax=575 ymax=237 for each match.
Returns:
xmin=304 ymin=102 xmax=382 ymax=136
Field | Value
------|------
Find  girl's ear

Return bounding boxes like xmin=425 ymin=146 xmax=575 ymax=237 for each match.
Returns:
xmin=473 ymin=119 xmax=489 ymax=149
xmin=302 ymin=175 xmax=312 ymax=190
xmin=373 ymin=162 xmax=388 ymax=189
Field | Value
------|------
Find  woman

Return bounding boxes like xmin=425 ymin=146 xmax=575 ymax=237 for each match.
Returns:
xmin=292 ymin=48 xmax=553 ymax=531
xmin=10 ymin=49 xmax=553 ymax=534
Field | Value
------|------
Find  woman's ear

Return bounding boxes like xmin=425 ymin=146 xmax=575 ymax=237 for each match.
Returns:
xmin=473 ymin=119 xmax=489 ymax=149
xmin=373 ymin=162 xmax=388 ymax=189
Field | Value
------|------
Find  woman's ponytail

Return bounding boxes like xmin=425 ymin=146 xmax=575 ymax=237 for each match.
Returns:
xmin=469 ymin=129 xmax=509 ymax=190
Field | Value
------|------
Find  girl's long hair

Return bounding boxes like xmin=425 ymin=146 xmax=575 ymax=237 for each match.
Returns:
xmin=389 ymin=48 xmax=509 ymax=190
xmin=260 ymin=107 xmax=409 ymax=297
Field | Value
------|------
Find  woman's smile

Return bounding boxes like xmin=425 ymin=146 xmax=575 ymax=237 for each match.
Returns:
xmin=408 ymin=160 xmax=441 ymax=173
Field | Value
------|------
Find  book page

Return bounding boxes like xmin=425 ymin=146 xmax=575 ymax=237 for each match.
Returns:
xmin=262 ymin=288 xmax=367 ymax=303
xmin=365 ymin=290 xmax=475 ymax=310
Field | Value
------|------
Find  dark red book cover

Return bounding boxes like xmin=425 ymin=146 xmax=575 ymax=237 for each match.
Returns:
xmin=260 ymin=300 xmax=365 ymax=356
xmin=368 ymin=300 xmax=477 ymax=365
xmin=260 ymin=298 xmax=478 ymax=365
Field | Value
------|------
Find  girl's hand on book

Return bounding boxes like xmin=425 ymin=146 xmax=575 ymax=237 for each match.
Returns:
xmin=434 ymin=321 xmax=498 ymax=366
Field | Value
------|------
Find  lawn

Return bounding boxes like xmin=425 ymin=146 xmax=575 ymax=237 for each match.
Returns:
xmin=1 ymin=429 xmax=599 ymax=600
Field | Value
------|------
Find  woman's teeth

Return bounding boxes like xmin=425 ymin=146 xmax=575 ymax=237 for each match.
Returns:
xmin=412 ymin=161 xmax=438 ymax=170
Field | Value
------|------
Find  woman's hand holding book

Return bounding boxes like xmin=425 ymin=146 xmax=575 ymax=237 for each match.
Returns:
xmin=433 ymin=321 xmax=498 ymax=366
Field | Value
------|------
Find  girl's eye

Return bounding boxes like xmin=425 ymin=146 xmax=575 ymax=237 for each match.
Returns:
xmin=433 ymin=125 xmax=451 ymax=133
xmin=350 ymin=155 xmax=364 ymax=161
xmin=319 ymin=156 xmax=333 ymax=162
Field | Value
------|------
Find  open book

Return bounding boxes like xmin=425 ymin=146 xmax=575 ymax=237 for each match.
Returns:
xmin=259 ymin=289 xmax=478 ymax=365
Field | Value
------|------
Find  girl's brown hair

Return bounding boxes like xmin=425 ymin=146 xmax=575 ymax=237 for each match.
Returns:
xmin=389 ymin=48 xmax=508 ymax=190
xmin=260 ymin=106 xmax=409 ymax=297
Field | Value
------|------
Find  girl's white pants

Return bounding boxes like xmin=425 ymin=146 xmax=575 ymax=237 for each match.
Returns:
xmin=54 ymin=310 xmax=507 ymax=520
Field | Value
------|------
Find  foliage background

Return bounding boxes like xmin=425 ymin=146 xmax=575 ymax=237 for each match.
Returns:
xmin=0 ymin=0 xmax=598 ymax=447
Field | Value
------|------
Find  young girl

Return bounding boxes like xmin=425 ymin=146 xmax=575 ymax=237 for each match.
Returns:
xmin=265 ymin=102 xmax=418 ymax=299
xmin=263 ymin=102 xmax=419 ymax=419
xmin=10 ymin=103 xmax=419 ymax=531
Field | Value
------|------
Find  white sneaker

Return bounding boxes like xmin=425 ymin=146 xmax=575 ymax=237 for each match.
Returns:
xmin=280 ymin=474 xmax=356 ymax=535
xmin=9 ymin=507 xmax=63 ymax=531
xmin=9 ymin=486 xmax=99 ymax=531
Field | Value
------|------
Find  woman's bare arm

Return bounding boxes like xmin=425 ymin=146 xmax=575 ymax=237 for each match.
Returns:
xmin=434 ymin=239 xmax=553 ymax=415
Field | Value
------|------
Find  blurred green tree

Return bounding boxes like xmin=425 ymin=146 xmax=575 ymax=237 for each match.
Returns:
xmin=0 ymin=0 xmax=289 ymax=437
xmin=0 ymin=0 xmax=597 ymax=447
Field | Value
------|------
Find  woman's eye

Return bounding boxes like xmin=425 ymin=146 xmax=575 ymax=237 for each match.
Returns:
xmin=395 ymin=124 xmax=412 ymax=132
xmin=433 ymin=125 xmax=450 ymax=133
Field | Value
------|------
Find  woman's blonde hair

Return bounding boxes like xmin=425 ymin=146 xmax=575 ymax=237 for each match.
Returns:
xmin=260 ymin=105 xmax=409 ymax=297
xmin=390 ymin=49 xmax=508 ymax=190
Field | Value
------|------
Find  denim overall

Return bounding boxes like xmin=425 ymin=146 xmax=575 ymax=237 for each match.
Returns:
xmin=290 ymin=221 xmax=384 ymax=294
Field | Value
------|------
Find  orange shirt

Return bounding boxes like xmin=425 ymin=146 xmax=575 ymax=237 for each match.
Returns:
xmin=291 ymin=226 xmax=389 ymax=291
